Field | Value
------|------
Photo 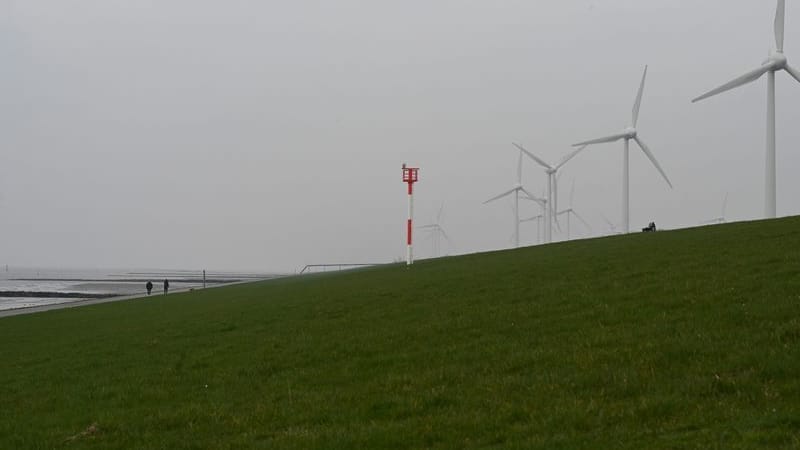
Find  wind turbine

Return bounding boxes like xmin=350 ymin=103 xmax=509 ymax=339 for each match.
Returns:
xmin=418 ymin=203 xmax=453 ymax=257
xmin=484 ymin=150 xmax=540 ymax=248
xmin=573 ymin=65 xmax=673 ymax=234
xmin=692 ymin=0 xmax=800 ymax=219
xmin=512 ymin=143 xmax=588 ymax=243
xmin=520 ymin=188 xmax=550 ymax=244
xmin=556 ymin=180 xmax=592 ymax=240
xmin=703 ymin=193 xmax=729 ymax=225
xmin=520 ymin=214 xmax=544 ymax=244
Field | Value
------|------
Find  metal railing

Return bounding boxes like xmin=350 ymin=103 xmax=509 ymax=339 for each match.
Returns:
xmin=299 ymin=263 xmax=385 ymax=274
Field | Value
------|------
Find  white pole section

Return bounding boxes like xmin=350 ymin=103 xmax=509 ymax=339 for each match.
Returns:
xmin=514 ymin=190 xmax=519 ymax=248
xmin=623 ymin=138 xmax=630 ymax=233
xmin=545 ymin=176 xmax=552 ymax=243
xmin=766 ymin=71 xmax=777 ymax=218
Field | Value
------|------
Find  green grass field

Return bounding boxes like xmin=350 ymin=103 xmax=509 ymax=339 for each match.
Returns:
xmin=2 ymin=218 xmax=800 ymax=449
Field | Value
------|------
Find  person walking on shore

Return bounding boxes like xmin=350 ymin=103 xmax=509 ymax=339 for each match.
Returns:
xmin=146 ymin=281 xmax=153 ymax=295
xmin=163 ymin=279 xmax=169 ymax=295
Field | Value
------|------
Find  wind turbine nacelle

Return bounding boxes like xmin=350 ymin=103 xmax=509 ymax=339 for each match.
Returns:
xmin=622 ymin=127 xmax=637 ymax=139
xmin=768 ymin=51 xmax=788 ymax=69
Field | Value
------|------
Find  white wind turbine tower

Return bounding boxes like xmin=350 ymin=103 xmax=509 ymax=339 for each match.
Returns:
xmin=511 ymin=143 xmax=588 ymax=243
xmin=520 ymin=214 xmax=544 ymax=244
xmin=556 ymin=180 xmax=592 ymax=240
xmin=520 ymin=189 xmax=550 ymax=244
xmin=573 ymin=65 xmax=673 ymax=234
xmin=418 ymin=203 xmax=453 ymax=258
xmin=484 ymin=150 xmax=541 ymax=248
xmin=692 ymin=0 xmax=800 ymax=219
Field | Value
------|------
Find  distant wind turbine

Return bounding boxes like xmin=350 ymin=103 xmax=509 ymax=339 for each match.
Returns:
xmin=520 ymin=214 xmax=544 ymax=244
xmin=512 ymin=143 xmax=588 ymax=243
xmin=573 ymin=65 xmax=673 ymax=234
xmin=418 ymin=203 xmax=453 ymax=258
xmin=556 ymin=180 xmax=592 ymax=240
xmin=484 ymin=150 xmax=540 ymax=248
xmin=692 ymin=0 xmax=799 ymax=219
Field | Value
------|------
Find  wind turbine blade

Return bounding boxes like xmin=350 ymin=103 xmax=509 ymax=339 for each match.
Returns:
xmin=572 ymin=210 xmax=592 ymax=231
xmin=776 ymin=0 xmax=786 ymax=52
xmin=484 ymin=187 xmax=517 ymax=204
xmin=437 ymin=202 xmax=444 ymax=224
xmin=516 ymin=150 xmax=523 ymax=184
xmin=417 ymin=224 xmax=438 ymax=230
xmin=785 ymin=64 xmax=800 ymax=84
xmin=573 ymin=133 xmax=628 ymax=147
xmin=632 ymin=65 xmax=648 ymax=127
xmin=512 ymin=143 xmax=552 ymax=170
xmin=601 ymin=214 xmax=614 ymax=229
xmin=442 ymin=233 xmax=455 ymax=254
xmin=555 ymin=145 xmax=588 ymax=170
xmin=633 ymin=136 xmax=673 ymax=189
xmin=521 ymin=188 xmax=546 ymax=206
xmin=521 ymin=214 xmax=543 ymax=222
xmin=440 ymin=228 xmax=454 ymax=246
xmin=691 ymin=64 xmax=771 ymax=103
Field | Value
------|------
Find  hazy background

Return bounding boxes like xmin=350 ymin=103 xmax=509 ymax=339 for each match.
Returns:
xmin=2 ymin=0 xmax=799 ymax=272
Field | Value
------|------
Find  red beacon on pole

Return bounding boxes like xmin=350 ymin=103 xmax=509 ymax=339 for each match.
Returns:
xmin=402 ymin=163 xmax=419 ymax=266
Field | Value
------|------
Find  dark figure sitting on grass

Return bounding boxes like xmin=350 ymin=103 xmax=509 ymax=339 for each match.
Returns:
xmin=163 ymin=279 xmax=169 ymax=295
xmin=146 ymin=281 xmax=153 ymax=296
xmin=642 ymin=222 xmax=657 ymax=232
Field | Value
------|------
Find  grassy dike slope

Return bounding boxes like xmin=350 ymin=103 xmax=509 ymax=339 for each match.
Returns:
xmin=2 ymin=218 xmax=800 ymax=449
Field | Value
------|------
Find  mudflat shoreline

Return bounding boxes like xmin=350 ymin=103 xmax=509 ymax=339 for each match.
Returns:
xmin=11 ymin=278 xmax=242 ymax=284
xmin=0 ymin=291 xmax=116 ymax=299
xmin=0 ymin=277 xmax=279 ymax=319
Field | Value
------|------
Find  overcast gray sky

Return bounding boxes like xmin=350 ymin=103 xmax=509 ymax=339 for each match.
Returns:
xmin=2 ymin=0 xmax=800 ymax=272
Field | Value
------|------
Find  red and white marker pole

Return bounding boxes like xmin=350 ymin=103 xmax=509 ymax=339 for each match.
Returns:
xmin=402 ymin=164 xmax=419 ymax=266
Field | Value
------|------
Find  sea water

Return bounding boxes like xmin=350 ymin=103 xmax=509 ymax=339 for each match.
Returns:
xmin=0 ymin=267 xmax=268 ymax=311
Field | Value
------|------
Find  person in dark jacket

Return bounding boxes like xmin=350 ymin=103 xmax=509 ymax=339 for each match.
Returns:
xmin=163 ymin=279 xmax=169 ymax=295
xmin=146 ymin=281 xmax=153 ymax=295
